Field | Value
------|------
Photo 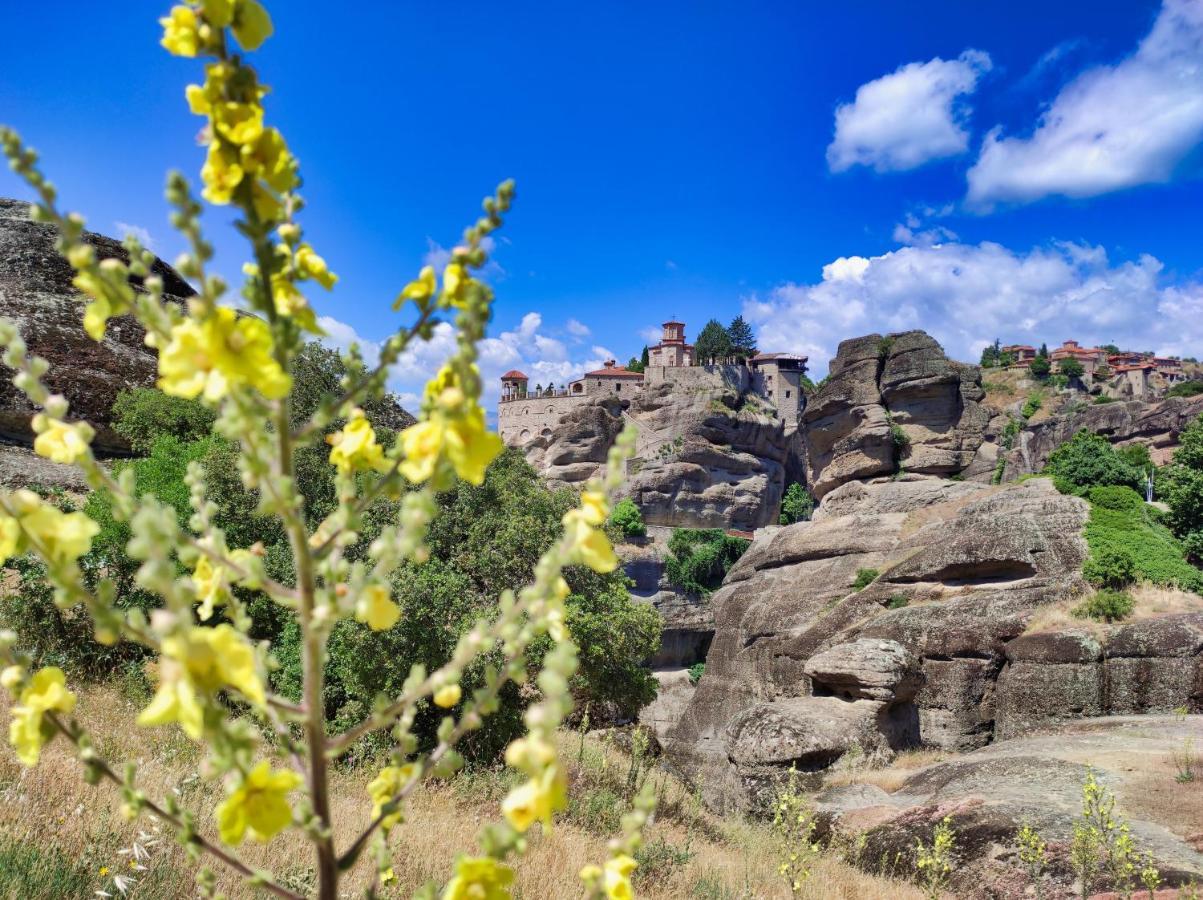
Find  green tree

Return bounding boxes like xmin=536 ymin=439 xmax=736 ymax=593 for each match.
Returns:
xmin=1043 ymin=430 xmax=1144 ymax=494
xmin=980 ymin=338 xmax=1002 ymax=368
xmin=625 ymin=356 xmax=645 ymax=374
xmin=1029 ymin=356 xmax=1051 ymax=380
xmin=1059 ymin=357 xmax=1086 ymax=379
xmin=640 ymin=345 xmax=650 ymax=369
xmin=111 ymin=388 xmax=216 ymax=453
xmin=610 ymin=498 xmax=646 ymax=537
xmin=726 ymin=315 xmax=756 ymax=360
xmin=1039 ymin=343 xmax=1049 ymax=358
xmin=779 ymin=483 xmax=813 ymax=525
xmin=1159 ymin=414 xmax=1203 ymax=556
xmin=664 ymin=529 xmax=750 ymax=595
xmin=694 ymin=319 xmax=732 ymax=364
xmin=1101 ymin=343 xmax=1120 ymax=355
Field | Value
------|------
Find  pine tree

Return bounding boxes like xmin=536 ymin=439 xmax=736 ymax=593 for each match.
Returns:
xmin=1038 ymin=342 xmax=1049 ymax=358
xmin=640 ymin=345 xmax=650 ymax=369
xmin=695 ymin=319 xmax=733 ymax=364
xmin=727 ymin=315 xmax=756 ymax=360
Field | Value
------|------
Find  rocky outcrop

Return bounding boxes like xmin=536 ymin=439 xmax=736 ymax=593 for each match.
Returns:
xmin=665 ymin=475 xmax=1094 ymax=810
xmin=522 ymin=396 xmax=626 ymax=487
xmin=815 ymin=716 xmax=1203 ymax=896
xmin=0 ymin=198 xmax=196 ymax=453
xmin=802 ymin=331 xmax=990 ymax=499
xmin=1004 ymin=394 xmax=1203 ymax=479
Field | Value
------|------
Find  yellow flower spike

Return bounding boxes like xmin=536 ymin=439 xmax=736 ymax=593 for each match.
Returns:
xmin=192 ymin=555 xmax=229 ymax=622
xmin=442 ymin=856 xmax=514 ymax=900
xmin=433 ymin=684 xmax=461 ymax=708
xmin=0 ymin=515 xmax=19 ymax=567
xmin=355 ymin=584 xmax=400 ymax=631
xmin=602 ymin=854 xmax=638 ymax=900
xmin=562 ymin=511 xmax=617 ymax=574
xmin=212 ymin=101 xmax=265 ymax=147
xmin=240 ymin=128 xmax=295 ymax=194
xmin=18 ymin=503 xmax=99 ymax=567
xmin=579 ymin=490 xmax=609 ymax=526
xmin=158 ymin=308 xmax=291 ymax=402
xmin=395 ymin=265 xmax=437 ymax=310
xmin=138 ymin=671 xmax=205 ymax=738
xmin=327 ymin=410 xmax=392 ymax=475
xmin=200 ymin=0 xmax=235 ymax=27
xmin=32 ymin=416 xmax=93 ymax=465
xmin=200 ymin=142 xmax=245 ymax=206
xmin=500 ymin=765 xmax=566 ymax=834
xmin=160 ymin=5 xmax=202 ymax=57
xmin=269 ymin=273 xmax=322 ymax=333
xmin=230 ymin=0 xmax=273 ymax=51
xmin=8 ymin=667 xmax=76 ymax=767
xmin=441 ymin=263 xmax=467 ymax=307
xmin=294 ymin=245 xmax=337 ymax=290
xmin=367 ymin=763 xmax=416 ymax=830
xmin=215 ymin=761 xmax=301 ymax=846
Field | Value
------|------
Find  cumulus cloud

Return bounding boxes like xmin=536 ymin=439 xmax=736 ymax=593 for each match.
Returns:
xmin=967 ymin=0 xmax=1203 ymax=207
xmin=742 ymin=237 xmax=1203 ymax=375
xmin=422 ymin=236 xmax=505 ymax=280
xmin=114 ymin=222 xmax=154 ymax=249
xmin=827 ymin=49 xmax=993 ymax=173
xmin=565 ymin=318 xmax=591 ymax=339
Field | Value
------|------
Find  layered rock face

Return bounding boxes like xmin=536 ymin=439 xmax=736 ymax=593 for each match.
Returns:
xmin=524 ymin=366 xmax=790 ymax=530
xmin=1004 ymin=393 xmax=1203 ymax=478
xmin=0 ymin=198 xmax=195 ymax=453
xmin=801 ymin=331 xmax=990 ymax=499
xmin=665 ymin=475 xmax=1094 ymax=810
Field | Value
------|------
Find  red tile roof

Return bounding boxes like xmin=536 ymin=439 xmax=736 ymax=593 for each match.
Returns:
xmin=584 ymin=366 xmax=644 ymax=379
xmin=500 ymin=370 xmax=528 ymax=380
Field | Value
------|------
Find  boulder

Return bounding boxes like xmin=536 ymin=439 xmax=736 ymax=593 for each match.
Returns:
xmin=0 ymin=198 xmax=195 ymax=453
xmin=803 ymin=638 xmax=921 ymax=702
xmin=521 ymin=396 xmax=626 ymax=487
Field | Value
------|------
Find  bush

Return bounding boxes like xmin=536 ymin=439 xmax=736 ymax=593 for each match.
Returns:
xmin=1168 ymin=380 xmax=1203 ymax=398
xmin=779 ymin=482 xmax=813 ymax=525
xmin=687 ymin=662 xmax=705 ymax=685
xmin=664 ymin=529 xmax=750 ymax=595
xmin=1022 ymin=393 xmax=1043 ymax=419
xmin=610 ymin=498 xmax=646 ymax=538
xmin=1029 ymin=356 xmax=1051 ymax=380
xmin=1072 ymin=590 xmax=1135 ymax=623
xmin=852 ymin=568 xmax=879 ymax=591
xmin=1082 ymin=545 xmax=1137 ymax=589
xmin=886 ymin=595 xmax=909 ymax=609
xmin=1044 ymin=430 xmax=1144 ymax=493
xmin=1081 ymin=485 xmax=1203 ymax=592
xmin=1059 ymin=358 xmax=1085 ymax=379
xmin=111 ymin=388 xmax=217 ymax=453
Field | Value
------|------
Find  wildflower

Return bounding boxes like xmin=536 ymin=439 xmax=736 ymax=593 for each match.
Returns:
xmin=440 ymin=263 xmax=469 ymax=308
xmin=211 ymin=101 xmax=264 ymax=147
xmin=32 ymin=416 xmax=93 ymax=465
xmin=16 ymin=496 xmax=99 ymax=566
xmin=0 ymin=515 xmax=19 ymax=566
xmin=157 ymin=308 xmax=291 ymax=402
xmin=395 ymin=265 xmax=436 ymax=309
xmin=399 ymin=406 xmax=502 ymax=486
xmin=504 ymin=736 xmax=556 ymax=773
xmin=200 ymin=142 xmax=245 ymax=206
xmin=433 ymin=684 xmax=461 ymax=708
xmin=327 ymin=410 xmax=391 ymax=475
xmin=500 ymin=764 xmax=566 ymax=833
xmin=191 ymin=556 xmax=229 ymax=621
xmin=200 ymin=0 xmax=235 ymax=27
xmin=561 ymin=506 xmax=617 ymax=574
xmin=355 ymin=584 xmax=400 ymax=631
xmin=602 ymin=854 xmax=637 ymax=900
xmin=230 ymin=0 xmax=272 ymax=51
xmin=1 ymin=665 xmax=22 ymax=692
xmin=442 ymin=856 xmax=514 ymax=900
xmin=160 ymin=6 xmax=202 ymax=57
xmin=138 ymin=624 xmax=265 ymax=738
xmin=294 ymin=244 xmax=337 ymax=289
xmin=99 ymin=866 xmax=110 ymax=877
xmin=8 ymin=667 xmax=76 ymax=766
xmin=214 ymin=761 xmax=301 ymax=845
xmin=239 ymin=127 xmax=295 ymax=194
xmin=71 ymin=265 xmax=135 ymax=340
xmin=367 ymin=763 xmax=416 ymax=830
xmin=380 ymin=868 xmax=396 ymax=885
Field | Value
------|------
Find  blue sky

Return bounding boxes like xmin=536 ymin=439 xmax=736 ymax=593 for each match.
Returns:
xmin=4 ymin=1 xmax=1203 ymax=409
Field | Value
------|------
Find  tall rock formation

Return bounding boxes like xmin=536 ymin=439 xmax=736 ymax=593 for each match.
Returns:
xmin=0 ymin=198 xmax=195 ymax=453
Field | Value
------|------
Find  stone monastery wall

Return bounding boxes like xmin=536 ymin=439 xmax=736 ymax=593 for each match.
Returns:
xmin=499 ymin=394 xmax=581 ymax=445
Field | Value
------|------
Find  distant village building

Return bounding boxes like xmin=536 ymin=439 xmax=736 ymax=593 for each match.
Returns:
xmin=1002 ymin=344 xmax=1037 ymax=364
xmin=1050 ymin=340 xmax=1107 ymax=380
xmin=497 ymin=319 xmax=807 ymax=445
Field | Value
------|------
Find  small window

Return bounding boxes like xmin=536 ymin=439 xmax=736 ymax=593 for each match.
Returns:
xmin=785 ymin=390 xmax=791 ymax=399
xmin=616 ymin=383 xmax=621 ymax=392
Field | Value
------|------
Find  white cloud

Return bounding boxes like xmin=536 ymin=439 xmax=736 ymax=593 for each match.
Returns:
xmin=638 ymin=325 xmax=663 ymax=344
xmin=743 ymin=237 xmax=1203 ymax=375
xmin=565 ymin=318 xmax=591 ymax=339
xmin=967 ymin=0 xmax=1203 ymax=207
xmin=422 ymin=235 xmax=505 ymax=280
xmin=317 ymin=315 xmax=382 ymax=368
xmin=827 ymin=49 xmax=993 ymax=173
xmin=114 ymin=221 xmax=154 ymax=250
xmin=892 ymin=213 xmax=958 ymax=247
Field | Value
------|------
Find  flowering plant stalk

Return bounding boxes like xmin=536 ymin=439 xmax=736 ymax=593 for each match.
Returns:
xmin=0 ymin=2 xmax=652 ymax=897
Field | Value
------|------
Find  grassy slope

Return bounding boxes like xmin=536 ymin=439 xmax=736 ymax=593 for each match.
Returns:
xmin=0 ymin=684 xmax=925 ymax=900
xmin=1083 ymin=486 xmax=1203 ymax=592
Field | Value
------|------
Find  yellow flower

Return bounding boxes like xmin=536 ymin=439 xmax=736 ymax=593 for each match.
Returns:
xmin=367 ymin=763 xmax=416 ymax=830
xmin=160 ymin=5 xmax=202 ymax=57
xmin=138 ymin=624 xmax=265 ymax=738
xmin=8 ymin=667 xmax=76 ymax=766
xmin=562 ymin=510 xmax=617 ymax=574
xmin=200 ymin=0 xmax=235 ymax=27
xmin=395 ymin=265 xmax=437 ymax=309
xmin=440 ymin=263 xmax=469 ymax=308
xmin=294 ymin=244 xmax=337 ymax=290
xmin=71 ymin=267 xmax=135 ymax=340
xmin=200 ymin=141 xmax=245 ymax=206
xmin=32 ymin=416 xmax=93 ymax=465
xmin=500 ymin=765 xmax=565 ymax=833
xmin=380 ymin=867 xmax=395 ymax=885
xmin=355 ymin=584 xmax=400 ymax=631
xmin=98 ymin=865 xmax=110 ymax=877
xmin=579 ymin=490 xmax=608 ymax=526
xmin=157 ymin=308 xmax=291 ymax=402
xmin=192 ymin=555 xmax=229 ymax=622
xmin=602 ymin=854 xmax=638 ymax=900
xmin=399 ymin=407 xmax=502 ymax=487
xmin=1 ymin=665 xmax=22 ymax=692
xmin=0 ymin=515 xmax=19 ymax=567
xmin=268 ymin=272 xmax=321 ymax=333
xmin=504 ymin=736 xmax=556 ymax=774
xmin=17 ymin=500 xmax=99 ymax=567
xmin=327 ymin=410 xmax=391 ymax=475
xmin=433 ymin=684 xmax=461 ymax=708
xmin=240 ymin=128 xmax=295 ymax=194
xmin=231 ymin=0 xmax=273 ymax=51
xmin=215 ymin=761 xmax=301 ymax=845
xmin=442 ymin=856 xmax=514 ymax=900
xmin=212 ymin=101 xmax=264 ymax=147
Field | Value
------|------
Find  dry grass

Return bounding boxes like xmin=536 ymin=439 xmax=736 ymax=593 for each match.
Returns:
xmin=821 ymin=749 xmax=955 ymax=794
xmin=0 ymin=682 xmax=927 ymax=900
xmin=1023 ymin=581 xmax=1203 ymax=636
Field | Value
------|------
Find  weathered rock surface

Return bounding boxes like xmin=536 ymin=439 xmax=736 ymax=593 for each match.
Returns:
xmin=801 ymin=331 xmax=990 ymax=499
xmin=0 ymin=198 xmax=195 ymax=453
xmin=620 ymin=533 xmax=714 ymax=669
xmin=815 ymin=716 xmax=1203 ymax=897
xmin=522 ymin=396 xmax=626 ymax=487
xmin=1004 ymin=394 xmax=1203 ymax=478
xmin=666 ymin=475 xmax=1094 ymax=810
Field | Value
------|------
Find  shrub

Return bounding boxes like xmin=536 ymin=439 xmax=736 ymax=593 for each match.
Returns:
xmin=1082 ymin=545 xmax=1136 ymax=589
xmin=1021 ymin=393 xmax=1043 ymax=419
xmin=1168 ymin=380 xmax=1203 ymax=398
xmin=1028 ymin=356 xmax=1051 ymax=380
xmin=1081 ymin=486 xmax=1203 ymax=592
xmin=111 ymin=388 xmax=217 ymax=453
xmin=1058 ymin=358 xmax=1085 ymax=379
xmin=687 ymin=662 xmax=705 ymax=685
xmin=610 ymin=497 xmax=646 ymax=537
xmin=664 ymin=529 xmax=750 ymax=595
xmin=886 ymin=595 xmax=909 ymax=609
xmin=852 ymin=568 xmax=879 ymax=591
xmin=779 ymin=482 xmax=814 ymax=525
xmin=1043 ymin=430 xmax=1143 ymax=493
xmin=1092 ymin=394 xmax=1118 ymax=404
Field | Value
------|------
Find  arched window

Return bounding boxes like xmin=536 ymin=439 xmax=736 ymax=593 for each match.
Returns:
xmin=522 ymin=408 xmax=529 ymax=416
xmin=547 ymin=406 xmax=555 ymax=414
xmin=520 ymin=429 xmax=531 ymax=441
